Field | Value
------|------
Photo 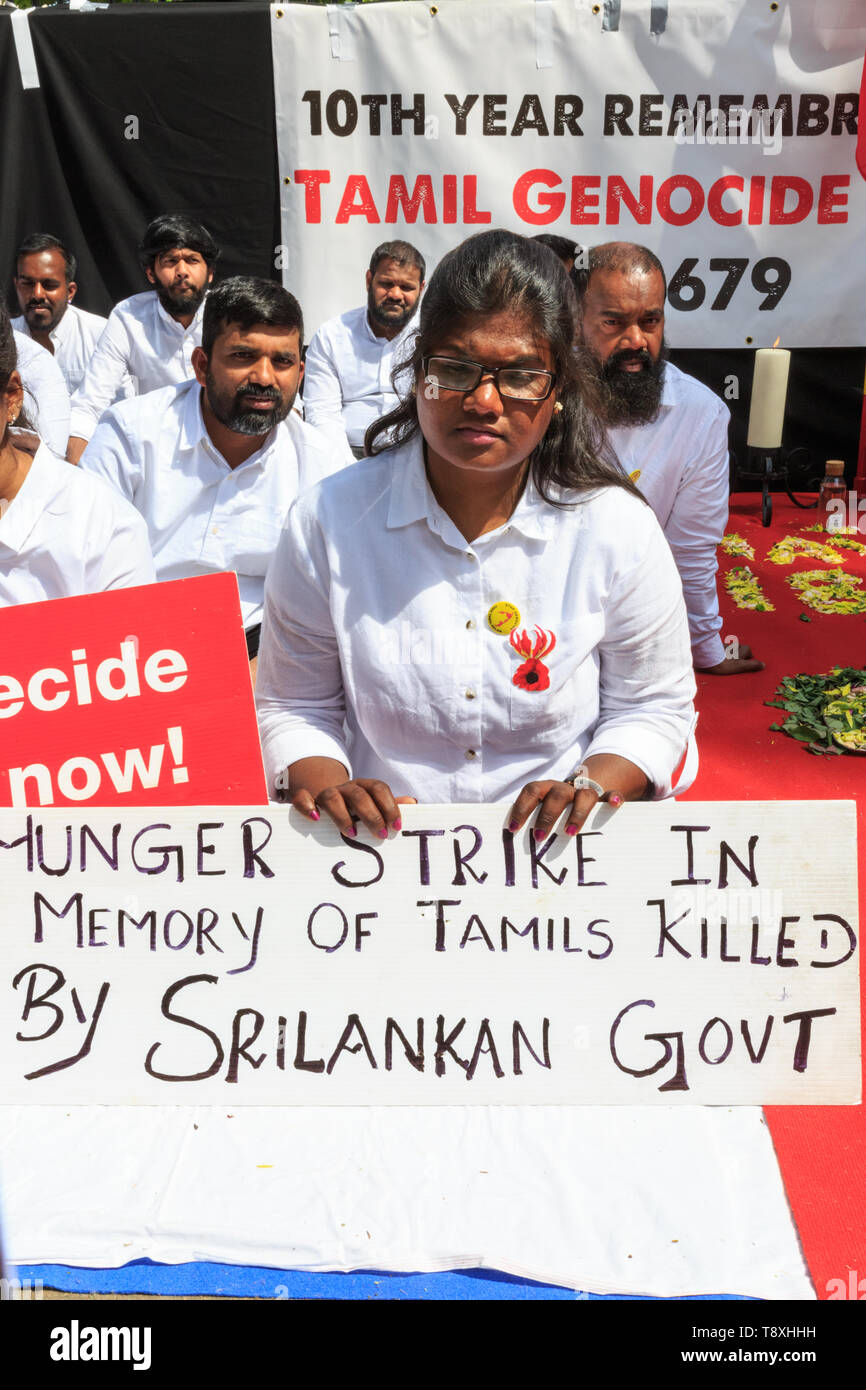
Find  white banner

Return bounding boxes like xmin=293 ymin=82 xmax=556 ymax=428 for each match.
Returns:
xmin=1 ymin=801 xmax=859 ymax=1105
xmin=272 ymin=0 xmax=866 ymax=348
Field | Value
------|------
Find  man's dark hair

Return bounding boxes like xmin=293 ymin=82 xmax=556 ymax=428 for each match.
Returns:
xmin=571 ymin=242 xmax=667 ymax=310
xmin=366 ymin=229 xmax=643 ymax=508
xmin=531 ymin=233 xmax=579 ymax=267
xmin=368 ymin=240 xmax=425 ymax=283
xmin=15 ymin=233 xmax=77 ymax=283
xmin=201 ymin=276 xmax=304 ymax=357
xmin=136 ymin=213 xmax=220 ymax=274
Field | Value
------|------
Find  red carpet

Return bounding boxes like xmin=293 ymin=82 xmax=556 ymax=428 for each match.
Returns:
xmin=680 ymin=494 xmax=865 ymax=1300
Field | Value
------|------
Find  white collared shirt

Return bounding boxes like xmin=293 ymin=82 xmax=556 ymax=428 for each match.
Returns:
xmin=80 ymin=380 xmax=351 ymax=628
xmin=256 ymin=436 xmax=696 ymax=803
xmin=303 ymin=304 xmax=418 ymax=448
xmin=606 ymin=362 xmax=730 ymax=669
xmin=12 ymin=302 xmax=121 ymax=397
xmin=0 ymin=438 xmax=155 ymax=605
xmin=13 ymin=331 xmax=71 ymax=457
xmin=69 ymin=291 xmax=206 ymax=442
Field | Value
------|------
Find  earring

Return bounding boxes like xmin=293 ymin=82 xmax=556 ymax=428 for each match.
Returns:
xmin=553 ymin=401 xmax=563 ymax=414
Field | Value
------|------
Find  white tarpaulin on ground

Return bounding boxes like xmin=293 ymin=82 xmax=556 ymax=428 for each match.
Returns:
xmin=272 ymin=0 xmax=866 ymax=347
xmin=1 ymin=1104 xmax=814 ymax=1298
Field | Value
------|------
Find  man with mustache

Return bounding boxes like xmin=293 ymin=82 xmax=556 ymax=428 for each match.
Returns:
xmin=66 ymin=213 xmax=219 ymax=464
xmin=303 ymin=240 xmax=425 ymax=458
xmin=80 ymin=278 xmax=350 ymax=666
xmin=12 ymin=233 xmax=118 ymax=397
xmin=576 ymin=241 xmax=762 ymax=676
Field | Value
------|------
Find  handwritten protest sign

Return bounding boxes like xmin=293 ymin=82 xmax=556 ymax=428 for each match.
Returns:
xmin=1 ymin=801 xmax=858 ymax=1105
xmin=0 ymin=574 xmax=266 ymax=808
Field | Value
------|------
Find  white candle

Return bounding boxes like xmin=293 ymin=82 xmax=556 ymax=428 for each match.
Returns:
xmin=747 ymin=345 xmax=791 ymax=449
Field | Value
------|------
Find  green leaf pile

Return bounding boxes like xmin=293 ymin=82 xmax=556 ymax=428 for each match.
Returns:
xmin=766 ymin=665 xmax=866 ymax=755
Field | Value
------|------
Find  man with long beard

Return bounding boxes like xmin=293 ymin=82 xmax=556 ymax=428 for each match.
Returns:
xmin=576 ymin=241 xmax=762 ymax=676
xmin=80 ymin=278 xmax=350 ymax=667
xmin=66 ymin=214 xmax=220 ymax=463
xmin=303 ymin=240 xmax=425 ymax=458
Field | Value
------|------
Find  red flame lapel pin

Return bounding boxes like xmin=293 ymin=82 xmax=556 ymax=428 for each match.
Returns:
xmin=509 ymin=626 xmax=557 ymax=691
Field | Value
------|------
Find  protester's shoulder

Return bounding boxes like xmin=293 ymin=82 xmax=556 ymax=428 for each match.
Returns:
xmin=106 ymin=291 xmax=156 ymax=325
xmin=68 ymin=303 xmax=109 ymax=333
xmin=292 ymin=442 xmax=395 ymax=525
xmin=567 ymin=482 xmax=670 ymax=565
xmin=94 ymin=380 xmax=190 ymax=435
xmin=13 ymin=329 xmax=49 ymax=366
xmin=40 ymin=444 xmax=146 ymax=529
xmin=286 ymin=412 xmax=350 ymax=469
xmin=665 ymin=361 xmax=730 ymax=426
xmin=13 ymin=332 xmax=67 ymax=393
xmin=310 ymin=304 xmax=366 ymax=345
xmin=573 ymin=479 xmax=657 ymax=525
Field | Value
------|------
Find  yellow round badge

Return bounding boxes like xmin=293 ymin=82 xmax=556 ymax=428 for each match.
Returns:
xmin=487 ymin=601 xmax=521 ymax=634
xmin=629 ymin=469 xmax=641 ymax=483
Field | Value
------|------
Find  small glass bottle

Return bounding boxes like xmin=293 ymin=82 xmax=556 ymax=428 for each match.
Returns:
xmin=818 ymin=460 xmax=847 ymax=532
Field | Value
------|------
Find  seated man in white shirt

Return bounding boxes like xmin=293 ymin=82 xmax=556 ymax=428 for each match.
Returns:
xmin=66 ymin=213 xmax=219 ymax=463
xmin=303 ymin=239 xmax=425 ymax=458
xmin=575 ymin=241 xmax=763 ymax=676
xmin=0 ymin=303 xmax=155 ymax=606
xmin=80 ymin=276 xmax=350 ymax=668
xmin=12 ymin=233 xmax=119 ymax=398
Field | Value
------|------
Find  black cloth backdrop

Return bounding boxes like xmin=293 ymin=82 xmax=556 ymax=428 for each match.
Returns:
xmin=1 ymin=2 xmax=280 ymax=313
xmin=1 ymin=2 xmax=863 ymax=479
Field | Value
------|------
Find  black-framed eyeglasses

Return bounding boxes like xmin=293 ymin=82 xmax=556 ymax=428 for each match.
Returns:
xmin=421 ymin=356 xmax=556 ymax=402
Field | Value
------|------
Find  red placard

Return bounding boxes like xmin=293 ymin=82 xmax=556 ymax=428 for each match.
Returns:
xmin=0 ymin=573 xmax=267 ymax=807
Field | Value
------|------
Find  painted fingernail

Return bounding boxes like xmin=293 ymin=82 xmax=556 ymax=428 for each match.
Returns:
xmin=393 ymin=818 xmax=403 ymax=831
xmin=344 ymin=826 xmax=357 ymax=838
xmin=309 ymin=809 xmax=321 ymax=821
xmin=608 ymin=794 xmax=623 ymax=807
xmin=534 ymin=827 xmax=547 ymax=842
xmin=508 ymin=820 xmax=520 ymax=833
xmin=565 ymin=824 xmax=579 ymax=836
xmin=377 ymin=827 xmax=388 ymax=839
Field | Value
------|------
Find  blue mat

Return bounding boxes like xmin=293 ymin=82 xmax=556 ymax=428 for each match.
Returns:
xmin=15 ymin=1261 xmax=755 ymax=1300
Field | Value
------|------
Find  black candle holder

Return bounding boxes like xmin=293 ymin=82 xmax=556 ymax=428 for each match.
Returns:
xmin=730 ymin=446 xmax=819 ymax=526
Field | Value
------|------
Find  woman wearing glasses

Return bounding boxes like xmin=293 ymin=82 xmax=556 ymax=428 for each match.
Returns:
xmin=253 ymin=239 xmax=805 ymax=1299
xmin=256 ymin=230 xmax=695 ymax=826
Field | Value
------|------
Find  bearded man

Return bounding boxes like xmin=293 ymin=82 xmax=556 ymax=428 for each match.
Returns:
xmin=66 ymin=214 xmax=220 ymax=463
xmin=576 ymin=241 xmax=762 ymax=676
xmin=303 ymin=240 xmax=425 ymax=458
xmin=80 ymin=278 xmax=350 ymax=663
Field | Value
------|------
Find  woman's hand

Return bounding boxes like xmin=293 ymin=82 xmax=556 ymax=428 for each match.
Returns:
xmin=282 ymin=758 xmax=409 ymax=838
xmin=507 ymin=755 xmax=649 ymax=839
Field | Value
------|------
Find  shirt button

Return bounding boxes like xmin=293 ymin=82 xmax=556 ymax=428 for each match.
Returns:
xmin=466 ymin=551 xmax=476 ymax=560
xmin=465 ymin=689 xmax=476 ymax=700
xmin=465 ymin=749 xmax=477 ymax=760
xmin=465 ymin=619 xmax=475 ymax=630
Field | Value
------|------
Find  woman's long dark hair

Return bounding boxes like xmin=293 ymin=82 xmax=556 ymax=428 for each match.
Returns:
xmin=365 ymin=229 xmax=643 ymax=507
